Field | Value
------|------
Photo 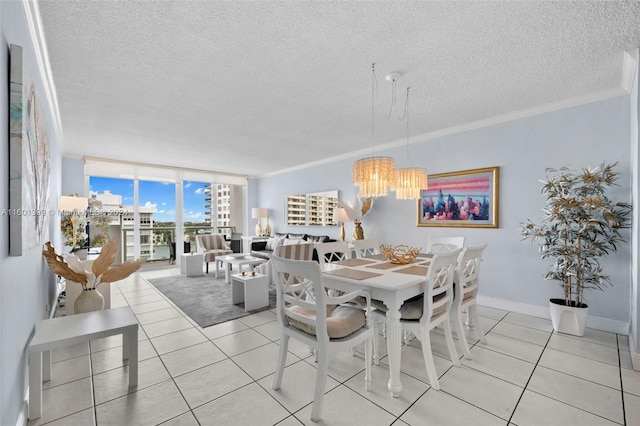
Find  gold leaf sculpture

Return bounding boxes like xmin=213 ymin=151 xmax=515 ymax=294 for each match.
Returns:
xmin=361 ymin=197 xmax=373 ymax=217
xmin=43 ymin=242 xmax=88 ymax=284
xmin=43 ymin=239 xmax=145 ymax=289
xmin=380 ymin=244 xmax=421 ymax=264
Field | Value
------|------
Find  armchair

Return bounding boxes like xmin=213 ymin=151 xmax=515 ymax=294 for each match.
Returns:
xmin=196 ymin=234 xmax=233 ymax=273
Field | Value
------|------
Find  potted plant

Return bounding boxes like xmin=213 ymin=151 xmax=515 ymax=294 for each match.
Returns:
xmin=61 ymin=212 xmax=90 ymax=260
xmin=520 ymin=162 xmax=631 ymax=336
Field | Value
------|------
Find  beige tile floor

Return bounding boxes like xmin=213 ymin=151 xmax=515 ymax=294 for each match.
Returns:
xmin=28 ymin=266 xmax=639 ymax=426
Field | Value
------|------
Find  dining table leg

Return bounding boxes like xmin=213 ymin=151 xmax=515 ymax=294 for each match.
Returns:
xmin=386 ymin=307 xmax=403 ymax=397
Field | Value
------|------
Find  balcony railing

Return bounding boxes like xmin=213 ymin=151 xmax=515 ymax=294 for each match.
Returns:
xmin=118 ymin=225 xmax=236 ymax=262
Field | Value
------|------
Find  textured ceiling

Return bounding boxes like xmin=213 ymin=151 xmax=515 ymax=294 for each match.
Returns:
xmin=37 ymin=1 xmax=640 ymax=177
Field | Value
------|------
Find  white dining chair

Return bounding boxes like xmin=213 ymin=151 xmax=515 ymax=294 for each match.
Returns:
xmin=314 ymin=241 xmax=352 ymax=265
xmin=270 ymin=256 xmax=373 ymax=423
xmin=352 ymin=239 xmax=380 ymax=258
xmin=393 ymin=249 xmax=462 ymax=390
xmin=426 ymin=236 xmax=465 ymax=254
xmin=452 ymin=243 xmax=488 ymax=359
xmin=315 ymin=240 xmax=382 ymax=362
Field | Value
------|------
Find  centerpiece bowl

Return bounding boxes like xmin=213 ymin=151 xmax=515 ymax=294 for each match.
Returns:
xmin=380 ymin=244 xmax=421 ymax=264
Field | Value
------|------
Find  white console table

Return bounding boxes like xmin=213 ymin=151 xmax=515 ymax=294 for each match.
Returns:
xmin=240 ymin=236 xmax=269 ymax=254
xmin=28 ymin=307 xmax=138 ymax=419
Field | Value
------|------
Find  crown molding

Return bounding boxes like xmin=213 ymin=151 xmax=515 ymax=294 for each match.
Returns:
xmin=258 ymin=87 xmax=629 ymax=179
xmin=622 ymin=50 xmax=639 ymax=93
xmin=22 ymin=0 xmax=63 ymax=141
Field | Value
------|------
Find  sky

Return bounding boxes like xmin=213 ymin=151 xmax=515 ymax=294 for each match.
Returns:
xmin=89 ymin=177 xmax=210 ymax=222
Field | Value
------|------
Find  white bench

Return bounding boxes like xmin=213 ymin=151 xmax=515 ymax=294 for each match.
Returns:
xmin=28 ymin=307 xmax=139 ymax=419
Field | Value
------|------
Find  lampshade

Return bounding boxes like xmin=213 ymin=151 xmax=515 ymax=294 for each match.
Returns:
xmin=335 ymin=207 xmax=351 ymax=223
xmin=352 ymin=64 xmax=396 ymax=198
xmin=59 ymin=195 xmax=88 ymax=213
xmin=352 ymin=156 xmax=396 ymax=198
xmin=395 ymin=167 xmax=428 ymax=200
xmin=394 ymin=87 xmax=428 ymax=200
xmin=251 ymin=208 xmax=267 ymax=219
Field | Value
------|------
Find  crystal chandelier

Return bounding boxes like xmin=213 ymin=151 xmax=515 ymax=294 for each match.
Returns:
xmin=395 ymin=87 xmax=428 ymax=200
xmin=352 ymin=63 xmax=395 ymax=198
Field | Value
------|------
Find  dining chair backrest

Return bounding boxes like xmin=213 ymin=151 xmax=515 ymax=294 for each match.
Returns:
xmin=352 ymin=239 xmax=380 ymax=258
xmin=314 ymin=241 xmax=351 ymax=265
xmin=426 ymin=236 xmax=465 ymax=254
xmin=451 ymin=243 xmax=488 ymax=359
xmin=453 ymin=243 xmax=487 ymax=308
xmin=422 ymin=248 xmax=462 ymax=324
xmin=270 ymin=256 xmax=330 ymax=340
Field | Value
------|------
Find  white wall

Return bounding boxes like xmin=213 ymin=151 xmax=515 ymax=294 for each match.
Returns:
xmin=0 ymin=2 xmax=63 ymax=424
xmin=256 ymin=95 xmax=632 ymax=331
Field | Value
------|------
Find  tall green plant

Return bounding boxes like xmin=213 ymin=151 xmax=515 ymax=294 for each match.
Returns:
xmin=520 ymin=162 xmax=631 ymax=307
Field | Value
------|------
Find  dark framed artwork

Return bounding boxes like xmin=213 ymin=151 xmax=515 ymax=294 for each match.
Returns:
xmin=417 ymin=166 xmax=499 ymax=228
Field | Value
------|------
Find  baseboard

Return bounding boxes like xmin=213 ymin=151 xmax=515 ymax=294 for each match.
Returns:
xmin=630 ymin=334 xmax=640 ymax=371
xmin=476 ymin=295 xmax=630 ymax=334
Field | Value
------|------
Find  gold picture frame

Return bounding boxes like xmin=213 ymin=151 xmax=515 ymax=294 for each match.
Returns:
xmin=417 ymin=166 xmax=499 ymax=228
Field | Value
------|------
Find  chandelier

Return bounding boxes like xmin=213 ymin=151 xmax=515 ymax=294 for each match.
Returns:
xmin=394 ymin=87 xmax=428 ymax=200
xmin=352 ymin=63 xmax=395 ymax=198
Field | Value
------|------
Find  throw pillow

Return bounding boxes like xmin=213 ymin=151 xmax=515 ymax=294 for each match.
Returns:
xmin=306 ymin=235 xmax=329 ymax=243
xmin=283 ymin=237 xmax=304 ymax=245
xmin=266 ymin=236 xmax=284 ymax=251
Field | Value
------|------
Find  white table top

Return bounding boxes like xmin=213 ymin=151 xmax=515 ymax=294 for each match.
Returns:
xmin=29 ymin=307 xmax=138 ymax=353
xmin=321 ymin=257 xmax=428 ymax=292
xmin=232 ymin=272 xmax=267 ymax=281
xmin=227 ymin=256 xmax=266 ymax=265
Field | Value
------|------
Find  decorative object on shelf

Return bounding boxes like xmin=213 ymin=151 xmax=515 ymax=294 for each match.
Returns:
xmin=74 ymin=288 xmax=105 ymax=314
xmin=395 ymin=87 xmax=428 ymax=200
xmin=59 ymin=195 xmax=89 ymax=253
xmin=352 ymin=63 xmax=395 ymax=198
xmin=252 ymin=207 xmax=267 ymax=236
xmin=43 ymin=239 xmax=146 ymax=312
xmin=334 ymin=208 xmax=351 ymax=241
xmin=418 ymin=166 xmax=499 ymax=228
xmin=520 ymin=162 xmax=631 ymax=336
xmin=345 ymin=196 xmax=373 ymax=240
xmin=264 ymin=214 xmax=272 ymax=237
xmin=380 ymin=244 xmax=421 ymax=264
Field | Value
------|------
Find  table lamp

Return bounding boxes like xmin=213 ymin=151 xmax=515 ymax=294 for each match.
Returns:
xmin=252 ymin=208 xmax=267 ymax=236
xmin=335 ymin=208 xmax=351 ymax=242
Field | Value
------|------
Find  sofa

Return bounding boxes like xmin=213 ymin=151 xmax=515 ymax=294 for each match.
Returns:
xmin=250 ymin=232 xmax=336 ymax=262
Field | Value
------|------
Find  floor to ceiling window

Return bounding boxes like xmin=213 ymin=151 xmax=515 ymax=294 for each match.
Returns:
xmin=85 ymin=159 xmax=247 ymax=263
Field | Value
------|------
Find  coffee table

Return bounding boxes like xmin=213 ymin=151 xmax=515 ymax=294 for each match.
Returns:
xmin=224 ymin=256 xmax=267 ymax=283
xmin=215 ymin=253 xmax=246 ymax=279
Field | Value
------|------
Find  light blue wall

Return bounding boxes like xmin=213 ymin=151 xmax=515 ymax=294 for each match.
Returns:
xmin=256 ymin=96 xmax=632 ymax=325
xmin=0 ymin=2 xmax=63 ymax=424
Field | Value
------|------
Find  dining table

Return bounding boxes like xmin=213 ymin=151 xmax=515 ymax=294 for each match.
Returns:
xmin=321 ymin=252 xmax=433 ymax=398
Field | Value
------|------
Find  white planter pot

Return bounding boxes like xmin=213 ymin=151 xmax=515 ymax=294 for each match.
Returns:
xmin=549 ymin=298 xmax=588 ymax=336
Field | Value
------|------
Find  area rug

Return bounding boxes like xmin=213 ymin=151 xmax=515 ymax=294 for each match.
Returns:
xmin=147 ymin=275 xmax=276 ymax=328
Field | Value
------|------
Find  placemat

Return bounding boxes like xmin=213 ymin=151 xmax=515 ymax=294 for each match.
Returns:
xmin=417 ymin=253 xmax=434 ymax=258
xmin=365 ymin=254 xmax=388 ymax=261
xmin=336 ymin=258 xmax=376 ymax=267
xmin=324 ymin=268 xmax=383 ymax=280
xmin=366 ymin=262 xmax=403 ymax=270
xmin=394 ymin=265 xmax=429 ymax=276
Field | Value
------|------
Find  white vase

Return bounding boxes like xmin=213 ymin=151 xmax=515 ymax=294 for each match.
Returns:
xmin=549 ymin=298 xmax=588 ymax=336
xmin=74 ymin=288 xmax=105 ymax=314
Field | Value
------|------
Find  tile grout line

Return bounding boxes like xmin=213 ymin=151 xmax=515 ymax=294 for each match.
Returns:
xmin=504 ymin=317 xmax=554 ymax=425
xmin=617 ymin=334 xmax=627 ymax=426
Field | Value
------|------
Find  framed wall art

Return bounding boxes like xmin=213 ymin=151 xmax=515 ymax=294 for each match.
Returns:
xmin=417 ymin=166 xmax=499 ymax=228
xmin=8 ymin=44 xmax=51 ymax=256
